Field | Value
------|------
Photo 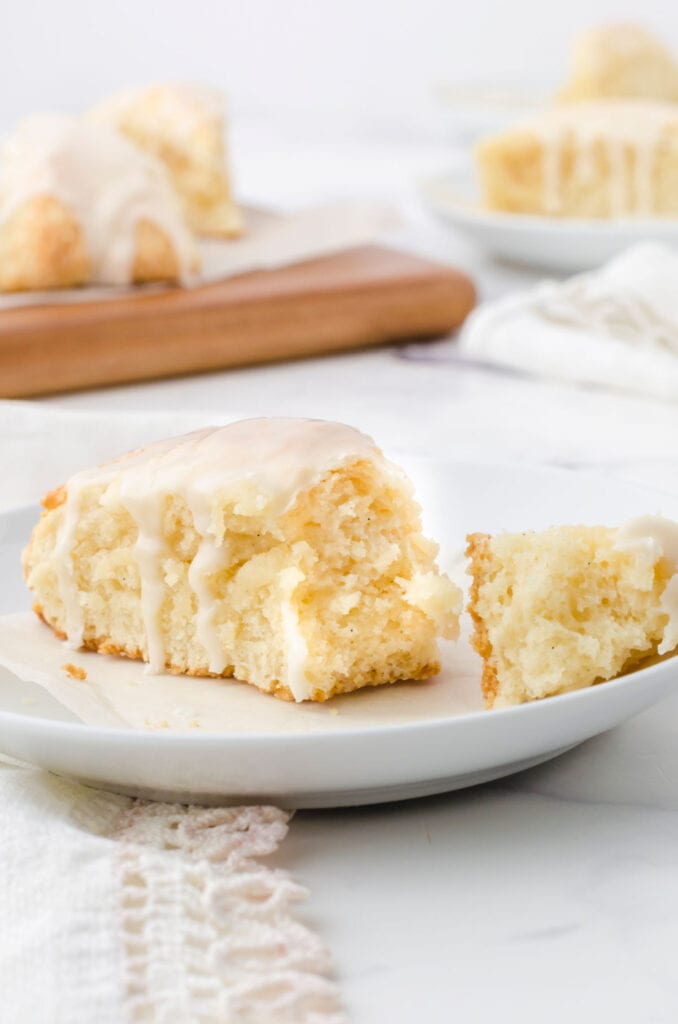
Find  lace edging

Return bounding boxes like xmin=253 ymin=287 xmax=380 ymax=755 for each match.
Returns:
xmin=110 ymin=803 xmax=346 ymax=1023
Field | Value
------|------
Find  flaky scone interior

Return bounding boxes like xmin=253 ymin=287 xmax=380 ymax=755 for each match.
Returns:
xmin=23 ymin=419 xmax=461 ymax=703
xmin=466 ymin=520 xmax=678 ymax=708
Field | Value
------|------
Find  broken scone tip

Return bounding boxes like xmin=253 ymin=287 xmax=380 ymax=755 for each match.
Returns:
xmin=466 ymin=516 xmax=678 ymax=709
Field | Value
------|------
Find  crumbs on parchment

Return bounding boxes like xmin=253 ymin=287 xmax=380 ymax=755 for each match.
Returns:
xmin=144 ymin=718 xmax=170 ymax=730
xmin=61 ymin=662 xmax=87 ymax=681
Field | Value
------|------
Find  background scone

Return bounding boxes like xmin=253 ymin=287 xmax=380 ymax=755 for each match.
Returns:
xmin=476 ymin=100 xmax=678 ymax=218
xmin=0 ymin=115 xmax=197 ymax=292
xmin=559 ymin=23 xmax=678 ymax=104
xmin=23 ymin=419 xmax=461 ymax=703
xmin=466 ymin=518 xmax=678 ymax=709
xmin=90 ymin=84 xmax=243 ymax=238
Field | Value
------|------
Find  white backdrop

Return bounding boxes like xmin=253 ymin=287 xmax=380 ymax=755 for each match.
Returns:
xmin=3 ymin=0 xmax=677 ymax=134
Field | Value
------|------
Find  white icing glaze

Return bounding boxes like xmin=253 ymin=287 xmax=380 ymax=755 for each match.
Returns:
xmin=517 ymin=101 xmax=678 ymax=217
xmin=185 ymin=490 xmax=229 ymax=676
xmin=615 ymin=514 xmax=678 ymax=654
xmin=0 ymin=114 xmax=195 ymax=284
xmin=279 ymin=568 xmax=312 ymax=701
xmin=52 ymin=418 xmax=394 ymax=696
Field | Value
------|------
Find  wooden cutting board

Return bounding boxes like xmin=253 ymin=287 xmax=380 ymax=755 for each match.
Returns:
xmin=0 ymin=245 xmax=475 ymax=398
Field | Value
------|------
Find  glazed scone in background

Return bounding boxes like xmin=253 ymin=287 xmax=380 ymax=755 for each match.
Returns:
xmin=0 ymin=115 xmax=197 ymax=292
xmin=90 ymin=84 xmax=243 ymax=239
xmin=466 ymin=518 xmax=678 ymax=708
xmin=23 ymin=419 xmax=461 ymax=702
xmin=475 ymin=100 xmax=678 ymax=218
xmin=559 ymin=24 xmax=678 ymax=104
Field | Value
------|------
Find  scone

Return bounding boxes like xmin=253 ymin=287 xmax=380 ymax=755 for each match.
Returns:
xmin=90 ymin=84 xmax=243 ymax=238
xmin=23 ymin=419 xmax=461 ymax=703
xmin=0 ymin=115 xmax=197 ymax=292
xmin=466 ymin=517 xmax=678 ymax=708
xmin=476 ymin=100 xmax=678 ymax=217
xmin=559 ymin=23 xmax=678 ymax=104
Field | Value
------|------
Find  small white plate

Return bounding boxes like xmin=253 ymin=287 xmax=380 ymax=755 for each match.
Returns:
xmin=1 ymin=460 xmax=678 ymax=808
xmin=422 ymin=172 xmax=678 ymax=273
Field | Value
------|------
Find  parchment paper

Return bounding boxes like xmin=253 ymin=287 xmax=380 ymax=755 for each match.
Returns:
xmin=0 ymin=611 xmax=483 ymax=733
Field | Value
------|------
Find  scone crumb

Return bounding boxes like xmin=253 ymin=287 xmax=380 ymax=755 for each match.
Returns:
xmin=62 ymin=662 xmax=87 ymax=681
xmin=188 ymin=719 xmax=200 ymax=729
xmin=144 ymin=718 xmax=170 ymax=729
xmin=328 ymin=707 xmax=340 ymax=716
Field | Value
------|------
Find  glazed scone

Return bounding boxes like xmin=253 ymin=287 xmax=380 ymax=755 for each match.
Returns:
xmin=476 ymin=100 xmax=678 ymax=217
xmin=90 ymin=84 xmax=243 ymax=238
xmin=0 ymin=114 xmax=197 ymax=291
xmin=466 ymin=517 xmax=678 ymax=709
xmin=559 ymin=24 xmax=678 ymax=104
xmin=23 ymin=419 xmax=461 ymax=703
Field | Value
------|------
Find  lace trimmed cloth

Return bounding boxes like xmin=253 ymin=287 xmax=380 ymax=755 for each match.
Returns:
xmin=1 ymin=759 xmax=344 ymax=1023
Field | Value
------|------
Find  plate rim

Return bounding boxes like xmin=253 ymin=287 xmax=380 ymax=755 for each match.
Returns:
xmin=421 ymin=170 xmax=678 ymax=234
xmin=0 ymin=651 xmax=674 ymax=745
xmin=4 ymin=457 xmax=678 ymax=745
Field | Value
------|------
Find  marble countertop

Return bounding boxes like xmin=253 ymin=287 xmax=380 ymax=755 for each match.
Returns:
xmin=34 ymin=132 xmax=678 ymax=1023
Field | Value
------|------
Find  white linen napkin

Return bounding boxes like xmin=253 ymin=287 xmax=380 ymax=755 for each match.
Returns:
xmin=458 ymin=243 xmax=678 ymax=401
xmin=1 ymin=760 xmax=343 ymax=1024
xmin=0 ymin=403 xmax=345 ymax=1023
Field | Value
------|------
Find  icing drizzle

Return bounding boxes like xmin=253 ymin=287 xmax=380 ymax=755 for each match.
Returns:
xmin=616 ymin=514 xmax=678 ymax=654
xmin=0 ymin=114 xmax=196 ymax=284
xmin=517 ymin=100 xmax=678 ymax=217
xmin=51 ymin=418 xmax=392 ymax=699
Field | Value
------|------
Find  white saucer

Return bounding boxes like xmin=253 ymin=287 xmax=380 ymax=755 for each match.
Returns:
xmin=422 ymin=172 xmax=678 ymax=273
xmin=2 ymin=459 xmax=678 ymax=808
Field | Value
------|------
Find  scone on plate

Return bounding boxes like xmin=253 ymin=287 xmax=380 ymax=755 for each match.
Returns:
xmin=466 ymin=517 xmax=678 ymax=708
xmin=475 ymin=100 xmax=678 ymax=218
xmin=559 ymin=23 xmax=678 ymax=104
xmin=23 ymin=419 xmax=461 ymax=703
xmin=0 ymin=114 xmax=197 ymax=292
xmin=90 ymin=84 xmax=243 ymax=238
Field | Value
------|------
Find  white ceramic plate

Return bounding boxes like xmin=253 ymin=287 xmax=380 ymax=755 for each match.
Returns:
xmin=422 ymin=172 xmax=678 ymax=273
xmin=2 ymin=460 xmax=678 ymax=808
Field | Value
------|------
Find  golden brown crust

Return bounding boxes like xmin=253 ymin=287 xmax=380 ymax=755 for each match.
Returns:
xmin=32 ymin=603 xmax=438 ymax=704
xmin=34 ymin=602 xmax=67 ymax=639
xmin=0 ymin=195 xmax=90 ymax=293
xmin=465 ymin=532 xmax=500 ymax=709
xmin=42 ymin=484 xmax=67 ymax=511
xmin=132 ymin=218 xmax=182 ymax=282
xmin=0 ymin=198 xmax=194 ymax=293
xmin=62 ymin=662 xmax=87 ymax=680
